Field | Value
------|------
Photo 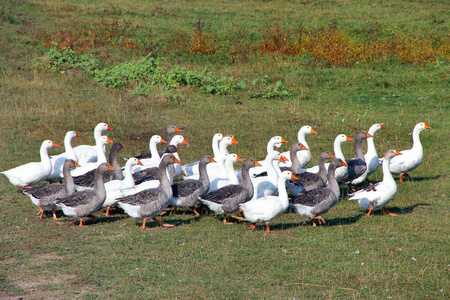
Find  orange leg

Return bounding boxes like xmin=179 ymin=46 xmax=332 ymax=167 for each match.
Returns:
xmin=383 ymin=207 xmax=398 ymax=216
xmin=249 ymin=223 xmax=256 ymax=231
xmin=105 ymin=206 xmax=111 ymax=216
xmin=365 ymin=207 xmax=374 ymax=217
xmin=265 ymin=223 xmax=271 ymax=232
xmin=79 ymin=218 xmax=84 ymax=227
xmin=141 ymin=218 xmax=147 ymax=230
xmin=310 ymin=216 xmax=325 ymax=226
xmin=37 ymin=205 xmax=44 ymax=220
xmin=366 ymin=178 xmax=373 ymax=185
xmin=52 ymin=208 xmax=58 ymax=220
xmin=223 ymin=215 xmax=233 ymax=224
xmin=231 ymin=214 xmax=247 ymax=221
xmin=153 ymin=217 xmax=175 ymax=227
xmin=192 ymin=209 xmax=200 ymax=216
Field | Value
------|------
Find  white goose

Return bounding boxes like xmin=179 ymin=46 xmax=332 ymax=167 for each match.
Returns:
xmin=132 ymin=135 xmax=166 ymax=172
xmin=351 ymin=124 xmax=385 ymax=185
xmin=250 ymin=151 xmax=286 ymax=200
xmin=102 ymin=158 xmax=143 ymax=216
xmin=182 ymin=133 xmax=224 ymax=177
xmin=166 ymin=135 xmax=189 ymax=178
xmin=349 ymin=150 xmax=402 ymax=216
xmin=1 ymin=140 xmax=58 ymax=187
xmin=305 ymin=134 xmax=352 ymax=183
xmin=280 ymin=125 xmax=317 ymax=168
xmin=70 ymin=136 xmax=113 ymax=177
xmin=209 ymin=154 xmax=241 ymax=191
xmin=389 ymin=122 xmax=431 ymax=182
xmin=48 ymin=131 xmax=80 ymax=182
xmin=73 ymin=123 xmax=112 ymax=165
xmin=240 ymin=171 xmax=298 ymax=232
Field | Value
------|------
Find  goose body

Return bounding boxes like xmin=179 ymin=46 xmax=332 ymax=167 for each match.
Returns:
xmin=132 ymin=135 xmax=166 ymax=172
xmin=169 ymin=155 xmax=215 ymax=215
xmin=305 ymin=134 xmax=352 ymax=182
xmin=117 ymin=154 xmax=179 ymax=229
xmin=166 ymin=135 xmax=189 ymax=178
xmin=102 ymin=158 xmax=143 ymax=216
xmin=73 ymin=123 xmax=112 ymax=165
xmin=209 ymin=154 xmax=241 ymax=191
xmin=56 ymin=163 xmax=115 ymax=226
xmin=240 ymin=171 xmax=297 ymax=232
xmin=136 ymin=125 xmax=182 ymax=159
xmin=73 ymin=142 xmax=124 ymax=190
xmin=23 ymin=159 xmax=79 ymax=220
xmin=290 ymin=158 xmax=347 ymax=226
xmin=48 ymin=131 xmax=80 ymax=182
xmin=199 ymin=158 xmax=260 ymax=223
xmin=286 ymin=151 xmax=335 ymax=196
xmin=132 ymin=145 xmax=178 ymax=184
xmin=388 ymin=123 xmax=431 ymax=182
xmin=250 ymin=151 xmax=285 ymax=200
xmin=70 ymin=136 xmax=113 ymax=177
xmin=339 ymin=131 xmax=372 ymax=186
xmin=280 ymin=125 xmax=316 ymax=168
xmin=182 ymin=133 xmax=224 ymax=177
xmin=349 ymin=150 xmax=402 ymax=216
xmin=1 ymin=140 xmax=58 ymax=187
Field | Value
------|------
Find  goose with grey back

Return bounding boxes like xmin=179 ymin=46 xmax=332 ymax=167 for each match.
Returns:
xmin=280 ymin=125 xmax=317 ymax=168
xmin=279 ymin=143 xmax=309 ymax=174
xmin=23 ymin=159 xmax=80 ymax=220
xmin=199 ymin=158 xmax=261 ymax=224
xmin=73 ymin=123 xmax=112 ymax=165
xmin=116 ymin=154 xmax=180 ymax=229
xmin=1 ymin=140 xmax=58 ymax=187
xmin=388 ymin=122 xmax=431 ymax=182
xmin=182 ymin=133 xmax=224 ymax=177
xmin=169 ymin=155 xmax=216 ymax=216
xmin=349 ymin=150 xmax=402 ymax=216
xmin=73 ymin=142 xmax=124 ymax=190
xmin=286 ymin=151 xmax=335 ymax=196
xmin=240 ymin=171 xmax=298 ymax=232
xmin=339 ymin=131 xmax=372 ymax=188
xmin=48 ymin=131 xmax=80 ymax=182
xmin=290 ymin=158 xmax=347 ymax=226
xmin=70 ymin=136 xmax=114 ymax=177
xmin=56 ymin=163 xmax=115 ymax=227
xmin=305 ymin=134 xmax=352 ymax=182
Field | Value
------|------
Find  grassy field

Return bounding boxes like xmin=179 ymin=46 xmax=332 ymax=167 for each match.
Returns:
xmin=1 ymin=0 xmax=449 ymax=299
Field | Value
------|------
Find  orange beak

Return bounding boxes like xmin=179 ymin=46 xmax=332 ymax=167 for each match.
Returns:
xmin=74 ymin=162 xmax=81 ymax=167
xmin=424 ymin=123 xmax=431 ymax=129
xmin=346 ymin=136 xmax=353 ymax=141
xmin=310 ymin=128 xmax=317 ymax=134
xmin=280 ymin=156 xmax=289 ymax=163
xmin=160 ymin=138 xmax=167 ymax=144
xmin=183 ymin=138 xmax=189 ymax=145
xmin=109 ymin=165 xmax=116 ymax=171
xmin=174 ymin=157 xmax=181 ymax=164
xmin=330 ymin=153 xmax=336 ymax=158
xmin=291 ymin=174 xmax=298 ymax=180
xmin=137 ymin=160 xmax=144 ymax=166
xmin=366 ymin=133 xmax=373 ymax=138
xmin=236 ymin=156 xmax=243 ymax=162
xmin=281 ymin=137 xmax=288 ymax=143
xmin=395 ymin=150 xmax=402 ymax=155
xmin=175 ymin=127 xmax=182 ymax=132
xmin=341 ymin=161 xmax=348 ymax=167
xmin=76 ymin=133 xmax=80 ymax=137
xmin=380 ymin=125 xmax=385 ymax=129
xmin=255 ymin=161 xmax=262 ymax=166
xmin=107 ymin=125 xmax=113 ymax=131
xmin=52 ymin=142 xmax=59 ymax=147
xmin=210 ymin=158 xmax=216 ymax=163
xmin=231 ymin=136 xmax=238 ymax=144
xmin=106 ymin=137 xmax=113 ymax=144
xmin=301 ymin=144 xmax=308 ymax=151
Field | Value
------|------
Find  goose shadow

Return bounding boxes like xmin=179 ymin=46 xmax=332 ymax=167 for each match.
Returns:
xmin=267 ymin=213 xmax=364 ymax=230
xmin=395 ymin=174 xmax=442 ymax=182
xmin=74 ymin=214 xmax=129 ymax=226
xmin=365 ymin=202 xmax=431 ymax=216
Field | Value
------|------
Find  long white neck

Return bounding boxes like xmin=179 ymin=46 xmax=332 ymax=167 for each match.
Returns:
xmin=365 ymin=136 xmax=377 ymax=157
xmin=273 ymin=159 xmax=282 ymax=176
xmin=122 ymin=162 xmax=136 ymax=187
xmin=266 ymin=158 xmax=279 ymax=179
xmin=149 ymin=139 xmax=161 ymax=161
xmin=96 ymin=139 xmax=108 ymax=163
xmin=334 ymin=139 xmax=345 ymax=160
xmin=267 ymin=140 xmax=278 ymax=154
xmin=382 ymin=156 xmax=396 ymax=185
xmin=94 ymin=125 xmax=104 ymax=140
xmin=40 ymin=145 xmax=51 ymax=166
xmin=277 ymin=176 xmax=290 ymax=208
xmin=219 ymin=141 xmax=230 ymax=156
xmin=225 ymin=159 xmax=239 ymax=184
xmin=411 ymin=128 xmax=424 ymax=152
xmin=297 ymin=130 xmax=309 ymax=149
xmin=64 ymin=133 xmax=78 ymax=162
xmin=212 ymin=137 xmax=221 ymax=158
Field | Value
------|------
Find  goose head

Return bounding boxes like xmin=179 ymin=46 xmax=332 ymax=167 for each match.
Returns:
xmin=170 ymin=135 xmax=189 ymax=147
xmin=269 ymin=136 xmax=288 ymax=149
xmin=368 ymin=124 xmax=385 ymax=136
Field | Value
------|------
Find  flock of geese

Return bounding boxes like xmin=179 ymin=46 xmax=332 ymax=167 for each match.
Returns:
xmin=1 ymin=122 xmax=431 ymax=231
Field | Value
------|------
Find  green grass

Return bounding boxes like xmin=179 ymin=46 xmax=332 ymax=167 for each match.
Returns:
xmin=1 ymin=0 xmax=449 ymax=299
